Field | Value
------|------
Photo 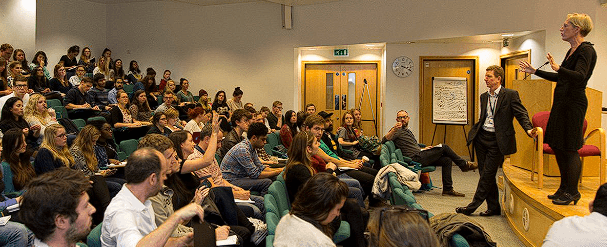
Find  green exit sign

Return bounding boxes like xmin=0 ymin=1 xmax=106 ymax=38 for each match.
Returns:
xmin=333 ymin=49 xmax=349 ymax=57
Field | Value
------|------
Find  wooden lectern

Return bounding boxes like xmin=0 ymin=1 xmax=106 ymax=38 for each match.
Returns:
xmin=509 ymin=79 xmax=603 ymax=178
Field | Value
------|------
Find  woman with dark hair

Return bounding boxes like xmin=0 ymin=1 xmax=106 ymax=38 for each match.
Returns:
xmin=89 ymin=120 xmax=121 ymax=166
xmin=367 ymin=206 xmax=439 ymax=247
xmin=102 ymin=48 xmax=113 ymax=70
xmin=127 ymin=60 xmax=142 ymax=83
xmin=198 ymin=89 xmax=211 ymax=112
xmin=112 ymin=59 xmax=125 ymax=81
xmin=48 ymin=64 xmax=71 ymax=95
xmin=6 ymin=61 xmax=22 ymax=87
xmin=158 ymin=70 xmax=171 ymax=92
xmin=109 ymin=90 xmax=151 ymax=143
xmin=147 ymin=112 xmax=171 ymax=136
xmin=212 ymin=90 xmax=231 ymax=132
xmin=226 ymin=87 xmax=244 ymax=111
xmin=337 ymin=111 xmax=380 ymax=168
xmin=275 ymin=173 xmax=349 ymax=247
xmin=279 ymin=110 xmax=298 ymax=148
xmin=78 ymin=47 xmax=95 ymax=74
xmin=59 ymin=45 xmax=79 ymax=79
xmin=176 ymin=78 xmax=195 ymax=106
xmin=281 ymin=132 xmax=368 ymax=247
xmin=0 ymin=57 xmax=11 ymax=96
xmin=0 ymin=97 xmax=41 ymax=153
xmin=129 ymin=90 xmax=153 ymax=122
xmin=1 ymin=128 xmax=35 ymax=195
xmin=27 ymin=66 xmax=56 ymax=97
xmin=142 ymin=75 xmax=159 ymax=109
xmin=184 ymin=107 xmax=209 ymax=134
xmin=29 ymin=51 xmax=50 ymax=80
xmin=12 ymin=49 xmax=29 ymax=76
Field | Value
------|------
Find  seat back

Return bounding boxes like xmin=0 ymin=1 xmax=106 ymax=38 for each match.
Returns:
xmin=385 ymin=141 xmax=396 ymax=154
xmin=123 ymin=84 xmax=134 ymax=94
xmin=72 ymin=118 xmax=86 ymax=129
xmin=267 ymin=181 xmax=290 ymax=217
xmin=119 ymin=139 xmax=139 ymax=157
xmin=52 ymin=106 xmax=69 ymax=119
xmin=87 ymin=116 xmax=107 ymax=123
xmin=47 ymin=99 xmax=62 ymax=108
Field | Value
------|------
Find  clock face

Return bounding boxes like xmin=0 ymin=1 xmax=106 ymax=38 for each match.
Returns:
xmin=392 ymin=56 xmax=414 ymax=78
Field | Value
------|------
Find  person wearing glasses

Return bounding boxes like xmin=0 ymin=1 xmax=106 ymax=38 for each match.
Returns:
xmin=147 ymin=112 xmax=172 ymax=136
xmin=0 ymin=76 xmax=30 ymax=119
xmin=274 ymin=173 xmax=349 ymax=247
xmin=367 ymin=206 xmax=439 ymax=247
xmin=383 ymin=110 xmax=477 ymax=197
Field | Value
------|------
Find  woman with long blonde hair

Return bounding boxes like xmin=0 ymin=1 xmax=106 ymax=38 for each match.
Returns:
xmin=93 ymin=55 xmax=113 ymax=81
xmin=24 ymin=93 xmax=58 ymax=141
xmin=34 ymin=124 xmax=73 ymax=175
xmin=70 ymin=125 xmax=122 ymax=197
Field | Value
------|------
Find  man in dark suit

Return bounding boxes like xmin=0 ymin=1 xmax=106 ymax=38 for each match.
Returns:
xmin=456 ymin=65 xmax=535 ymax=216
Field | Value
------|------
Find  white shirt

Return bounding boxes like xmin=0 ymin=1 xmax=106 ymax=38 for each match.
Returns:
xmin=274 ymin=214 xmax=335 ymax=247
xmin=0 ymin=92 xmax=30 ymax=119
xmin=543 ymin=212 xmax=607 ymax=247
xmin=183 ymin=119 xmax=204 ymax=134
xmin=482 ymin=85 xmax=501 ymax=132
xmin=101 ymin=184 xmax=157 ymax=247
xmin=69 ymin=75 xmax=82 ymax=86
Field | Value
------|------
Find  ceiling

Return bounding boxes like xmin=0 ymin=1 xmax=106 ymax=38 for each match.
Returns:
xmin=84 ymin=0 xmax=343 ymax=6
xmin=392 ymin=31 xmax=538 ymax=44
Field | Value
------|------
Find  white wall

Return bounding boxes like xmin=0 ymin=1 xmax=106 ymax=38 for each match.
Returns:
xmin=31 ymin=0 xmax=606 ymax=136
xmin=0 ymin=0 xmax=36 ymax=58
xmin=36 ymin=0 xmax=107 ymax=68
xmin=384 ymin=42 xmax=501 ymax=136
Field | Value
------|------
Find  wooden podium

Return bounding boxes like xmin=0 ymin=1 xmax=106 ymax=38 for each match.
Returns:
xmin=509 ymin=79 xmax=603 ymax=177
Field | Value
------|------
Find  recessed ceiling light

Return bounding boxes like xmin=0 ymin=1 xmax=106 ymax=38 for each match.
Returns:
xmin=501 ymin=33 xmax=514 ymax=37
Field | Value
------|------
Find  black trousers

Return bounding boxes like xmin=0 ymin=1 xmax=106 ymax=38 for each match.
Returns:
xmin=468 ymin=129 xmax=503 ymax=212
xmin=329 ymin=198 xmax=369 ymax=247
xmin=412 ymin=144 xmax=467 ymax=191
xmin=552 ymin=147 xmax=581 ymax=195
xmin=343 ymin=166 xmax=379 ymax=205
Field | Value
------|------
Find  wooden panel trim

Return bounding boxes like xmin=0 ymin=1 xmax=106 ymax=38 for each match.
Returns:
xmin=418 ymin=56 xmax=479 ymax=142
xmin=301 ymin=61 xmax=383 ymax=135
xmin=500 ymin=49 xmax=531 ymax=59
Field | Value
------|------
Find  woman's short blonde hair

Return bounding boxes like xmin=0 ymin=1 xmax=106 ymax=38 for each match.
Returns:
xmin=567 ymin=13 xmax=593 ymax=37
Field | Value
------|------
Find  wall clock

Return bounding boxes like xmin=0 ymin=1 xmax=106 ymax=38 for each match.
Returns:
xmin=392 ymin=56 xmax=414 ymax=78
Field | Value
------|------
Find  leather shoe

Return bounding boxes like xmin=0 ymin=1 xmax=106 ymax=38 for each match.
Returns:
xmin=443 ymin=189 xmax=465 ymax=197
xmin=479 ymin=209 xmax=501 ymax=216
xmin=547 ymin=190 xmax=564 ymax=200
xmin=460 ymin=161 xmax=478 ymax=172
xmin=552 ymin=192 xmax=581 ymax=205
xmin=455 ymin=206 xmax=475 ymax=216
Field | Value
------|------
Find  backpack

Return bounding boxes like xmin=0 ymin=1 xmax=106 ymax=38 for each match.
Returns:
xmin=58 ymin=118 xmax=79 ymax=135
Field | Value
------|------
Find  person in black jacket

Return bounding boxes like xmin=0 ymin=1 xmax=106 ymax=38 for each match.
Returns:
xmin=520 ymin=13 xmax=597 ymax=206
xmin=0 ymin=97 xmax=40 ymax=154
xmin=457 ymin=66 xmax=534 ymax=216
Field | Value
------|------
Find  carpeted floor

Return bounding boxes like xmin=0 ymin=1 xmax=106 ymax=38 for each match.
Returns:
xmin=413 ymin=166 xmax=524 ymax=247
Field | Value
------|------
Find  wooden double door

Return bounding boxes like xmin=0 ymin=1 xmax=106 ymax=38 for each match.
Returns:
xmin=304 ymin=63 xmax=379 ymax=135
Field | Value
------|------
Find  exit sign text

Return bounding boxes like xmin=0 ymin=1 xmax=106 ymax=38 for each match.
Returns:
xmin=333 ymin=49 xmax=349 ymax=57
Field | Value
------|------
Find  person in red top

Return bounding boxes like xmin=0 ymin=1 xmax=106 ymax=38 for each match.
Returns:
xmin=279 ymin=110 xmax=298 ymax=148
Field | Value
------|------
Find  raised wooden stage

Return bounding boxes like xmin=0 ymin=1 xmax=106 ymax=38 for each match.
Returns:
xmin=501 ymin=161 xmax=601 ymax=247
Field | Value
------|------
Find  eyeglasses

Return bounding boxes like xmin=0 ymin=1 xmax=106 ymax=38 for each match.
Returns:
xmin=377 ymin=206 xmax=430 ymax=244
xmin=56 ymin=133 xmax=67 ymax=138
xmin=396 ymin=116 xmax=409 ymax=120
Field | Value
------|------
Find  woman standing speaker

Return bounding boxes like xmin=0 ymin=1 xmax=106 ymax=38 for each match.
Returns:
xmin=520 ymin=13 xmax=597 ymax=205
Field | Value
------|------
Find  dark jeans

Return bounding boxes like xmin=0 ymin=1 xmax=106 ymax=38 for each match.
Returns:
xmin=467 ymin=130 xmax=503 ymax=212
xmin=413 ymin=143 xmax=467 ymax=191
xmin=229 ymin=177 xmax=272 ymax=196
xmin=552 ymin=147 xmax=582 ymax=195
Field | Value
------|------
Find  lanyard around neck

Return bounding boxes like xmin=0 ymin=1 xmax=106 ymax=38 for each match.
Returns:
xmin=488 ymin=93 xmax=498 ymax=115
